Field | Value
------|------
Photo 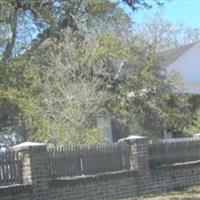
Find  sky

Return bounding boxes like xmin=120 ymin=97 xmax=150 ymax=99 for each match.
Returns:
xmin=133 ymin=0 xmax=200 ymax=28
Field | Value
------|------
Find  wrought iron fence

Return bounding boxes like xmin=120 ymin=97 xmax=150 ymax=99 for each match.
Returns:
xmin=48 ymin=142 xmax=130 ymax=178
xmin=149 ymin=137 xmax=200 ymax=167
xmin=0 ymin=151 xmax=22 ymax=186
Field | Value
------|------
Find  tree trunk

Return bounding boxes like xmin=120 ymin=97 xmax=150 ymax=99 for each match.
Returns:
xmin=2 ymin=8 xmax=18 ymax=63
xmin=111 ymin=119 xmax=130 ymax=142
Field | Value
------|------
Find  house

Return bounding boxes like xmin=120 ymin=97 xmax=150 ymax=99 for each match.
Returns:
xmin=161 ymin=42 xmax=200 ymax=94
xmin=161 ymin=42 xmax=200 ymax=111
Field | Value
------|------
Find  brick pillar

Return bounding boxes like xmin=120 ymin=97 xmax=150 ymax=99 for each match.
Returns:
xmin=12 ymin=142 xmax=49 ymax=200
xmin=124 ymin=137 xmax=150 ymax=172
xmin=124 ymin=137 xmax=151 ymax=195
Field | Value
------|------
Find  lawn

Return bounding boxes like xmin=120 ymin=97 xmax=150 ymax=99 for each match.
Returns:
xmin=123 ymin=185 xmax=200 ymax=200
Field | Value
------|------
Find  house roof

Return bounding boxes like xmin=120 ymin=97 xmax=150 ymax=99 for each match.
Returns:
xmin=160 ymin=42 xmax=196 ymax=67
xmin=161 ymin=42 xmax=200 ymax=94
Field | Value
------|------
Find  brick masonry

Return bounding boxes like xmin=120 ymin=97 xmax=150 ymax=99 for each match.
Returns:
xmin=1 ymin=139 xmax=200 ymax=200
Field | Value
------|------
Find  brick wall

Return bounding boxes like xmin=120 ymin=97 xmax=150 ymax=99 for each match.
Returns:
xmin=48 ymin=163 xmax=200 ymax=200
xmin=0 ymin=185 xmax=31 ymax=200
xmin=1 ymin=139 xmax=200 ymax=200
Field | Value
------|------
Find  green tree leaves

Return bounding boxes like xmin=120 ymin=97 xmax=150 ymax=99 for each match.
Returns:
xmin=0 ymin=0 xmax=191 ymax=148
xmin=184 ymin=108 xmax=200 ymax=136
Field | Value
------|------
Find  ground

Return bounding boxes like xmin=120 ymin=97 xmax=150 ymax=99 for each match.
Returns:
xmin=122 ymin=185 xmax=200 ymax=200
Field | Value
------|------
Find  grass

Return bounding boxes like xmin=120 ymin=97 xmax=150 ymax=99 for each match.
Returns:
xmin=123 ymin=185 xmax=200 ymax=200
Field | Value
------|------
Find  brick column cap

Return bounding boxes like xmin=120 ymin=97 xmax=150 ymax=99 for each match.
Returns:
xmin=11 ymin=142 xmax=46 ymax=151
xmin=118 ymin=135 xmax=148 ymax=144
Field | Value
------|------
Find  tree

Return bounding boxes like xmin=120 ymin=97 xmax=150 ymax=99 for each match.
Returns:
xmin=0 ymin=0 xmax=166 ymax=63
xmin=121 ymin=0 xmax=165 ymax=9
xmin=0 ymin=0 xmax=53 ymax=63
xmin=130 ymin=14 xmax=199 ymax=137
xmin=0 ymin=0 xmax=174 ymax=147
xmin=33 ymin=31 xmax=112 ymax=145
xmin=32 ymin=22 xmax=138 ymax=144
xmin=134 ymin=13 xmax=200 ymax=53
xmin=184 ymin=108 xmax=200 ymax=136
xmin=183 ymin=27 xmax=200 ymax=44
xmin=134 ymin=13 xmax=183 ymax=52
xmin=0 ymin=56 xmax=43 ymax=146
xmin=107 ymin=41 xmax=191 ymax=138
xmin=0 ymin=0 xmax=132 ymax=146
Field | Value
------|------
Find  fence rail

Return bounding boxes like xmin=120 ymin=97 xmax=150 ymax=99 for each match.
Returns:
xmin=48 ymin=142 xmax=130 ymax=178
xmin=0 ymin=151 xmax=22 ymax=186
xmin=149 ymin=138 xmax=200 ymax=167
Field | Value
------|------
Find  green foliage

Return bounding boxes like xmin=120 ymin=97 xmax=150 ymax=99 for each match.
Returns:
xmin=0 ymin=57 xmax=43 ymax=143
xmin=0 ymin=0 xmax=191 ymax=148
xmin=86 ymin=0 xmax=115 ymax=16
xmin=184 ymin=108 xmax=200 ymax=136
xmin=106 ymin=43 xmax=191 ymax=138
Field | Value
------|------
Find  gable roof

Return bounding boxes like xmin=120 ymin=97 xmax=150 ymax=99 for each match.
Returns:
xmin=161 ymin=42 xmax=200 ymax=94
xmin=160 ymin=43 xmax=196 ymax=67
